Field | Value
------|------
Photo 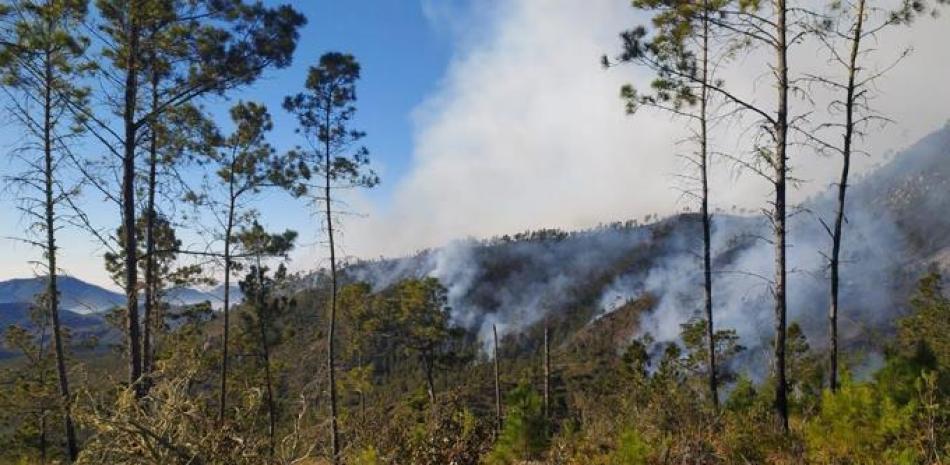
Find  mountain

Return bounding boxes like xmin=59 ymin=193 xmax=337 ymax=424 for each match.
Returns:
xmin=343 ymin=124 xmax=950 ymax=369
xmin=0 ymin=276 xmax=123 ymax=314
xmin=165 ymin=285 xmax=243 ymax=309
xmin=0 ymin=275 xmax=244 ymax=313
xmin=0 ymin=302 xmax=118 ymax=358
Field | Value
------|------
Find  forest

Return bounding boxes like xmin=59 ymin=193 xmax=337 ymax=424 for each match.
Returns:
xmin=0 ymin=0 xmax=948 ymax=464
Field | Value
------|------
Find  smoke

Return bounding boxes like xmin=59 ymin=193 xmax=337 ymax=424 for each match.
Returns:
xmin=620 ymin=202 xmax=908 ymax=379
xmin=345 ymin=125 xmax=948 ymax=374
xmin=347 ymin=224 xmax=653 ymax=345
xmin=340 ymin=0 xmax=950 ymax=264
xmin=599 ymin=127 xmax=949 ymax=378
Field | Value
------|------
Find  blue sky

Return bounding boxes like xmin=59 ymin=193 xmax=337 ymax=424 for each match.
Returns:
xmin=0 ymin=0 xmax=462 ymax=286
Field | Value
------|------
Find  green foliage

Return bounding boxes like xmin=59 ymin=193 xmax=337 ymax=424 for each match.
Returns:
xmin=0 ymin=323 xmax=64 ymax=463
xmin=899 ymin=272 xmax=950 ymax=374
xmin=283 ymin=52 xmax=379 ymax=191
xmin=485 ymin=383 xmax=549 ymax=465
xmin=607 ymin=428 xmax=651 ymax=465
xmin=680 ymin=316 xmax=745 ymax=384
xmin=349 ymin=446 xmax=381 ymax=465
xmin=805 ymin=376 xmax=919 ymax=465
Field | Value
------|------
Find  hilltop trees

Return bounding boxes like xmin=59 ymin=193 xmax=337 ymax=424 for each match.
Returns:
xmin=85 ymin=0 xmax=304 ymax=395
xmin=283 ymin=52 xmax=379 ymax=463
xmin=0 ymin=0 xmax=92 ymax=459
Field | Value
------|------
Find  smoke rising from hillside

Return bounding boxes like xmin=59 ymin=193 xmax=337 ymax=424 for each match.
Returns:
xmin=347 ymin=126 xmax=948 ymax=374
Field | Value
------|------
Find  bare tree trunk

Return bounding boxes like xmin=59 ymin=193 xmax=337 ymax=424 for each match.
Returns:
xmin=257 ymin=255 xmax=277 ymax=457
xmin=324 ymin=112 xmax=341 ymax=465
xmin=543 ymin=322 xmax=550 ymax=419
xmin=700 ymin=0 xmax=719 ymax=411
xmin=830 ymin=0 xmax=865 ymax=393
xmin=42 ymin=35 xmax=78 ymax=462
xmin=493 ymin=324 xmax=502 ymax=436
xmin=39 ymin=413 xmax=47 ymax=465
xmin=772 ymin=0 xmax=790 ymax=433
xmin=218 ymin=174 xmax=235 ymax=422
xmin=422 ymin=353 xmax=436 ymax=406
xmin=143 ymin=66 xmax=159 ymax=383
xmin=122 ymin=2 xmax=143 ymax=396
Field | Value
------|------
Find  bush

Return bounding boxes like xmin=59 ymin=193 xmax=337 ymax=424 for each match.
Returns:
xmin=805 ymin=377 xmax=918 ymax=465
xmin=484 ymin=383 xmax=549 ymax=465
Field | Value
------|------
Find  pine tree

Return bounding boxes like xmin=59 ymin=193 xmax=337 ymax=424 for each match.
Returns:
xmin=606 ymin=0 xmax=722 ymax=409
xmin=283 ymin=52 xmax=379 ymax=464
xmin=82 ymin=0 xmax=304 ymax=395
xmin=236 ymin=222 xmax=297 ymax=457
xmin=0 ymin=1 xmax=91 ymax=458
xmin=615 ymin=0 xmax=808 ymax=431
xmin=201 ymin=101 xmax=300 ymax=422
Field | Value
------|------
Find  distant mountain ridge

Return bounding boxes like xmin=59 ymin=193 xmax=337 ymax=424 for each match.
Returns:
xmin=0 ymin=276 xmax=242 ymax=314
xmin=165 ymin=285 xmax=243 ymax=309
xmin=0 ymin=276 xmax=123 ymax=314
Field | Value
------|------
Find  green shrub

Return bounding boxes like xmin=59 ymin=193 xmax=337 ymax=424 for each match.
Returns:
xmin=484 ymin=383 xmax=549 ymax=464
xmin=805 ymin=377 xmax=918 ymax=465
xmin=607 ymin=428 xmax=650 ymax=465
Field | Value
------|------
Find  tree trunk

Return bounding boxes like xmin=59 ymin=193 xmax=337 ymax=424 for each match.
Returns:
xmin=422 ymin=352 xmax=436 ymax=406
xmin=324 ymin=110 xmax=341 ymax=464
xmin=143 ymin=67 xmax=160 ymax=382
xmin=122 ymin=2 xmax=143 ymax=396
xmin=700 ymin=0 xmax=719 ymax=411
xmin=257 ymin=255 xmax=277 ymax=457
xmin=772 ymin=0 xmax=790 ymax=433
xmin=543 ymin=322 xmax=550 ymax=419
xmin=830 ymin=0 xmax=865 ymax=393
xmin=218 ymin=176 xmax=235 ymax=422
xmin=493 ymin=324 xmax=502 ymax=435
xmin=43 ymin=37 xmax=78 ymax=462
xmin=39 ymin=413 xmax=47 ymax=465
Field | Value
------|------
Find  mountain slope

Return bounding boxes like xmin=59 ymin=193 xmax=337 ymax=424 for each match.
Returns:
xmin=342 ymin=124 xmax=950 ymax=367
xmin=0 ymin=276 xmax=123 ymax=314
xmin=0 ymin=302 xmax=117 ymax=358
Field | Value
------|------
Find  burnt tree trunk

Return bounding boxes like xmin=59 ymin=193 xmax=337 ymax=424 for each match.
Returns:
xmin=324 ymin=106 xmax=341 ymax=465
xmin=772 ymin=0 xmax=790 ymax=433
xmin=830 ymin=0 xmax=865 ymax=393
xmin=493 ymin=324 xmax=502 ymax=435
xmin=42 ymin=35 xmax=77 ymax=460
xmin=699 ymin=0 xmax=719 ymax=411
